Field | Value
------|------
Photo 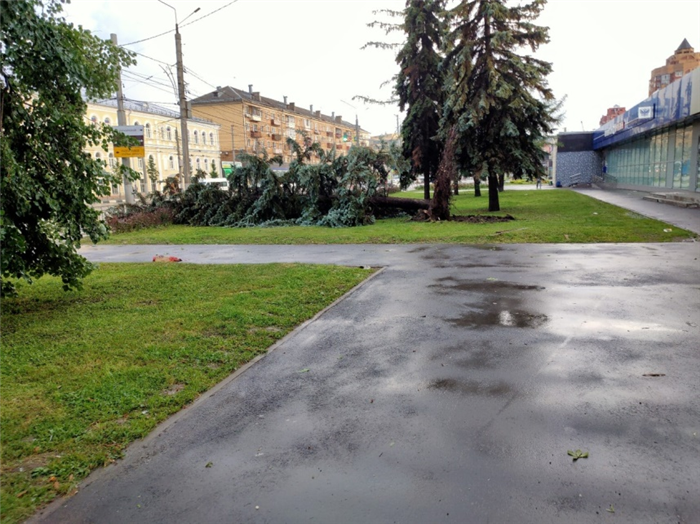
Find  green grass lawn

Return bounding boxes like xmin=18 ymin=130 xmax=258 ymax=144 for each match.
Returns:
xmin=103 ymin=189 xmax=695 ymax=245
xmin=0 ymin=263 xmax=372 ymax=523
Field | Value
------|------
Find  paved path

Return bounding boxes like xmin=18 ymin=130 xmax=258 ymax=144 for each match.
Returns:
xmin=33 ymin=241 xmax=700 ymax=524
xmin=572 ymin=187 xmax=700 ymax=235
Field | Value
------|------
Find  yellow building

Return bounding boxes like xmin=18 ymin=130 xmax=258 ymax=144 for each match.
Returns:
xmin=649 ymin=39 xmax=700 ymax=95
xmin=191 ymin=85 xmax=370 ymax=166
xmin=85 ymin=99 xmax=221 ymax=199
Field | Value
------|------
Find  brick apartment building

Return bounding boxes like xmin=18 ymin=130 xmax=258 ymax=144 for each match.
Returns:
xmin=648 ymin=38 xmax=700 ymax=95
xmin=191 ymin=86 xmax=370 ymax=166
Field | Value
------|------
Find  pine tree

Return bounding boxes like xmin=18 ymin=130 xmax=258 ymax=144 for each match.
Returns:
xmin=443 ymin=0 xmax=557 ymax=211
xmin=395 ymin=0 xmax=446 ymax=200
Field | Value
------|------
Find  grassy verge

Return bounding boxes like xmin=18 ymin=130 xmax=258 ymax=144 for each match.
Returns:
xmin=103 ymin=190 xmax=695 ymax=245
xmin=0 ymin=263 xmax=372 ymax=523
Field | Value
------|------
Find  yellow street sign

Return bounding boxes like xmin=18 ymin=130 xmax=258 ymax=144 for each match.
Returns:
xmin=114 ymin=146 xmax=145 ymax=158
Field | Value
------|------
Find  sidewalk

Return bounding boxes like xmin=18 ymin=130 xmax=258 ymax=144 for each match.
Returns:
xmin=572 ymin=187 xmax=700 ymax=235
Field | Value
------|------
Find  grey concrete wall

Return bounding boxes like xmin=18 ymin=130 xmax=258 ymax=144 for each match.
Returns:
xmin=554 ymin=151 xmax=602 ymax=187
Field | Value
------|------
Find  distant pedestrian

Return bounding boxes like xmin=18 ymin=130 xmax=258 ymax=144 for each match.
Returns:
xmin=536 ymin=176 xmax=542 ymax=189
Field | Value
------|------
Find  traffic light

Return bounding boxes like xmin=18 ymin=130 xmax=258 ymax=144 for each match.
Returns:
xmin=342 ymin=132 xmax=348 ymax=142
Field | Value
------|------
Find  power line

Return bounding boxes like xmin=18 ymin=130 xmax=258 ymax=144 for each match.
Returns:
xmin=131 ymin=49 xmax=172 ymax=66
xmin=121 ymin=1 xmax=239 ymax=47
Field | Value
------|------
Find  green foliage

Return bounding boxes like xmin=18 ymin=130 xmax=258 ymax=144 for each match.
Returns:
xmin=0 ymin=0 xmax=135 ymax=295
xmin=395 ymin=0 xmax=446 ymax=200
xmin=443 ymin=0 xmax=558 ymax=211
xmin=146 ymin=155 xmax=160 ymax=193
xmin=164 ymin=140 xmax=395 ymax=228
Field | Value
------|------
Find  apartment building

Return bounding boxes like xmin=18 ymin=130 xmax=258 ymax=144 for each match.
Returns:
xmin=85 ymin=99 xmax=221 ymax=198
xmin=648 ymin=38 xmax=700 ymax=95
xmin=191 ymin=85 xmax=370 ymax=166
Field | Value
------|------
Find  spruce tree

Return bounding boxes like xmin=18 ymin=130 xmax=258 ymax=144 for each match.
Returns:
xmin=394 ymin=0 xmax=446 ymax=200
xmin=443 ymin=0 xmax=557 ymax=211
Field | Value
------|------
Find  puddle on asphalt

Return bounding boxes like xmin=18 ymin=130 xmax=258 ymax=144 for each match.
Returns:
xmin=431 ymin=277 xmax=545 ymax=293
xmin=428 ymin=378 xmax=512 ymax=396
xmin=448 ymin=309 xmax=548 ymax=329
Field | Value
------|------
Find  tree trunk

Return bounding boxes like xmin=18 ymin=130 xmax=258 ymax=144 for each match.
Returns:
xmin=474 ymin=177 xmax=481 ymax=197
xmin=369 ymin=195 xmax=430 ymax=211
xmin=453 ymin=176 xmax=460 ymax=195
xmin=429 ymin=127 xmax=458 ymax=221
xmin=488 ymin=174 xmax=500 ymax=211
xmin=423 ymin=172 xmax=430 ymax=200
xmin=498 ymin=173 xmax=505 ymax=192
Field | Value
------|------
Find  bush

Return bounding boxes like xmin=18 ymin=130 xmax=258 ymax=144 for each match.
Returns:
xmin=105 ymin=207 xmax=175 ymax=234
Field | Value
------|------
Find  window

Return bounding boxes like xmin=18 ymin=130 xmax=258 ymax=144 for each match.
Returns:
xmin=95 ymin=152 xmax=102 ymax=161
xmin=204 ymin=158 xmax=209 ymax=171
xmin=304 ymin=118 xmax=311 ymax=129
xmin=145 ymin=123 xmax=151 ymax=138
xmin=210 ymin=132 xmax=215 ymax=145
xmin=169 ymin=156 xmax=174 ymax=169
xmin=133 ymin=120 xmax=140 ymax=126
xmin=108 ymin=152 xmax=115 ymax=168
xmin=196 ymin=158 xmax=201 ymax=171
xmin=194 ymin=130 xmax=199 ymax=144
xmin=166 ymin=127 xmax=172 ymax=141
xmin=138 ymin=157 xmax=143 ymax=168
xmin=202 ymin=132 xmax=207 ymax=145
xmin=104 ymin=117 xmax=111 ymax=125
xmin=90 ymin=115 xmax=98 ymax=124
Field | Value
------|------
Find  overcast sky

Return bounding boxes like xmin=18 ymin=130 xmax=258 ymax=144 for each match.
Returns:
xmin=64 ymin=0 xmax=700 ymax=136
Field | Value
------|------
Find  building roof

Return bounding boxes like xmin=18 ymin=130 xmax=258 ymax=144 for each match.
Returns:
xmin=191 ymin=86 xmax=366 ymax=130
xmin=676 ymin=38 xmax=693 ymax=52
xmin=87 ymin=98 xmax=217 ymax=126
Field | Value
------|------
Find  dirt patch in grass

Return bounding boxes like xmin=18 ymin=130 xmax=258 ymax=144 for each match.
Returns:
xmin=412 ymin=213 xmax=516 ymax=223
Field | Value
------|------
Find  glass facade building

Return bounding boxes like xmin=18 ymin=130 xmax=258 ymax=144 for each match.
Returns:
xmin=592 ymin=68 xmax=700 ymax=192
xmin=603 ymin=123 xmax=696 ymax=190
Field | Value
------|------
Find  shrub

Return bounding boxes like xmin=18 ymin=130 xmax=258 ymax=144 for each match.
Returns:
xmin=105 ymin=207 xmax=175 ymax=234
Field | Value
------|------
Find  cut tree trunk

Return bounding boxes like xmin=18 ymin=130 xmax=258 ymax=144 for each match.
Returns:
xmin=369 ymin=195 xmax=429 ymax=211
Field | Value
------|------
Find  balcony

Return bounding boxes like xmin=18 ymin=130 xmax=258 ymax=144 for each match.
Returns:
xmin=271 ymin=133 xmax=282 ymax=141
xmin=250 ymin=131 xmax=262 ymax=138
xmin=271 ymin=118 xmax=281 ymax=126
xmin=245 ymin=109 xmax=262 ymax=121
xmin=313 ymin=129 xmax=320 ymax=135
xmin=326 ymin=143 xmax=334 ymax=149
xmin=325 ymin=131 xmax=333 ymax=137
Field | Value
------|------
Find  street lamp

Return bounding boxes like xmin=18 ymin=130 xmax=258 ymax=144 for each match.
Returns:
xmin=340 ymin=99 xmax=360 ymax=147
xmin=158 ymin=1 xmax=200 ymax=187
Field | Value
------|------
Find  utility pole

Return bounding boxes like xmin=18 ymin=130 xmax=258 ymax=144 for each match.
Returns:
xmin=340 ymin=99 xmax=360 ymax=147
xmin=110 ymin=33 xmax=135 ymax=204
xmin=175 ymin=25 xmax=191 ymax=187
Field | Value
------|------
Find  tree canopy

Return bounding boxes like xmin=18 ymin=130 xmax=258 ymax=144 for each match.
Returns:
xmin=443 ymin=0 xmax=557 ymax=211
xmin=395 ymin=0 xmax=446 ymax=200
xmin=1 ymin=0 xmax=135 ymax=295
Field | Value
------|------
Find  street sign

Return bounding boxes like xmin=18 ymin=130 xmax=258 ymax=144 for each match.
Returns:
xmin=113 ymin=125 xmax=145 ymax=158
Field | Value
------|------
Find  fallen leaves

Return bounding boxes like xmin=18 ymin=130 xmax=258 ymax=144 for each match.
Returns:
xmin=567 ymin=449 xmax=589 ymax=461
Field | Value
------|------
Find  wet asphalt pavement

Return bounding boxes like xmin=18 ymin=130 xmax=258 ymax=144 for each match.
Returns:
xmin=33 ymin=242 xmax=700 ymax=524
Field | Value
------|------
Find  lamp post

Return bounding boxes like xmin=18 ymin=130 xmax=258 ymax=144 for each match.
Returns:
xmin=340 ymin=100 xmax=360 ymax=147
xmin=158 ymin=1 xmax=200 ymax=187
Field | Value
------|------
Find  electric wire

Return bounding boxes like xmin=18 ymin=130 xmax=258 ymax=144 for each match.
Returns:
xmin=121 ymin=1 xmax=239 ymax=47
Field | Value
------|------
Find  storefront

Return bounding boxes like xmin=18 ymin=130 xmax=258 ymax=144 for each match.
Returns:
xmin=593 ymin=68 xmax=700 ymax=193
